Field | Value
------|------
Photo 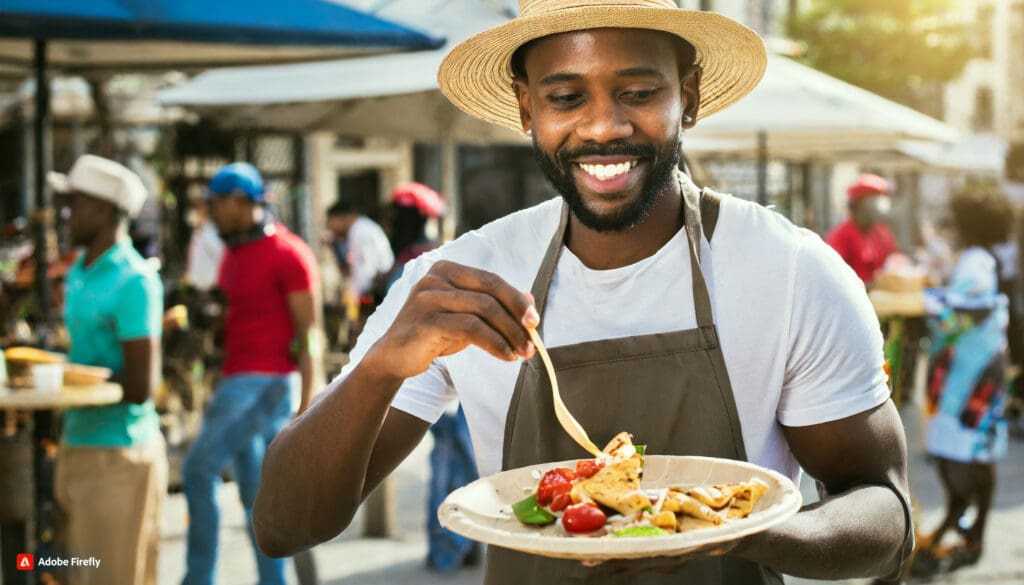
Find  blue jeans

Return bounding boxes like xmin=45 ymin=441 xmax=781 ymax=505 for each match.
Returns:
xmin=181 ymin=373 xmax=295 ymax=585
xmin=427 ymin=406 xmax=479 ymax=571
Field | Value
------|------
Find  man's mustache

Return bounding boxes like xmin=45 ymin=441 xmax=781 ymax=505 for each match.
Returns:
xmin=556 ymin=142 xmax=655 ymax=167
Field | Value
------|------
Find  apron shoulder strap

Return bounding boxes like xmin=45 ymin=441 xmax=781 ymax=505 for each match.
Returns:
xmin=699 ymin=188 xmax=724 ymax=243
xmin=530 ymin=203 xmax=570 ymax=332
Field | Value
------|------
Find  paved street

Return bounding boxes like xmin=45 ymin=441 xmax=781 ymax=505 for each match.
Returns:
xmin=157 ymin=403 xmax=1024 ymax=585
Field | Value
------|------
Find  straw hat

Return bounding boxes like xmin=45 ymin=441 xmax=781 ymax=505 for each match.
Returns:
xmin=48 ymin=155 xmax=148 ymax=218
xmin=437 ymin=0 xmax=767 ymax=133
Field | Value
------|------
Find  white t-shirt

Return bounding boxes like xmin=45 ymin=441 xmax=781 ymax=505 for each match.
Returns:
xmin=333 ymin=194 xmax=890 ymax=482
xmin=346 ymin=216 xmax=395 ymax=296
xmin=185 ymin=222 xmax=225 ymax=291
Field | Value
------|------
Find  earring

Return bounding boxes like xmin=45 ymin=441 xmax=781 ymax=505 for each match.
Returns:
xmin=523 ymin=129 xmax=532 ymax=137
xmin=682 ymin=115 xmax=694 ymax=124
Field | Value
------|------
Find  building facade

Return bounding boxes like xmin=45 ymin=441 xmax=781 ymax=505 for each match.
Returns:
xmin=944 ymin=0 xmax=1024 ymax=178
xmin=678 ymin=0 xmax=792 ymax=36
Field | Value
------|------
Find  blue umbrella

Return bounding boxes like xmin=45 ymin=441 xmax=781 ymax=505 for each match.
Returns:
xmin=0 ymin=0 xmax=442 ymax=78
xmin=0 ymin=0 xmax=443 ymax=342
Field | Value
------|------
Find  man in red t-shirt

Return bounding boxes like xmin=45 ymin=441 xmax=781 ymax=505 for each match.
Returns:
xmin=181 ymin=162 xmax=320 ymax=585
xmin=827 ymin=173 xmax=901 ymax=285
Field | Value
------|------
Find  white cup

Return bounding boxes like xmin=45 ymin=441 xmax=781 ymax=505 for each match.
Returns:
xmin=32 ymin=363 xmax=64 ymax=393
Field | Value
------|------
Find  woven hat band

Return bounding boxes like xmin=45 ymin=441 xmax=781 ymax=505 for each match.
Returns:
xmin=521 ymin=0 xmax=677 ymax=16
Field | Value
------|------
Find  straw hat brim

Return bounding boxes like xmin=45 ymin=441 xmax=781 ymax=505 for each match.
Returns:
xmin=437 ymin=7 xmax=767 ymax=133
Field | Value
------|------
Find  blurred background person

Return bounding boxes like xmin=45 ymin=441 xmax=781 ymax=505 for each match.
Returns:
xmin=918 ymin=216 xmax=957 ymax=287
xmin=51 ymin=155 xmax=166 ymax=585
xmin=827 ymin=173 xmax=900 ymax=286
xmin=325 ymin=198 xmax=393 ymax=341
xmin=992 ymin=211 xmax=1024 ymax=438
xmin=385 ymin=181 xmax=445 ymax=289
xmin=183 ymin=196 xmax=224 ymax=293
xmin=1002 ymin=208 xmax=1024 ymax=437
xmin=181 ymin=162 xmax=320 ymax=585
xmin=914 ymin=184 xmax=1014 ymax=577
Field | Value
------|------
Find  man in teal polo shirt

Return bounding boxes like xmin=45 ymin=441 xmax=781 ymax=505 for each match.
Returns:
xmin=50 ymin=154 xmax=166 ymax=585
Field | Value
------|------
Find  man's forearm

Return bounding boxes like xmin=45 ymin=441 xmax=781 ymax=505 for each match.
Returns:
xmin=254 ymin=359 xmax=404 ymax=557
xmin=295 ymin=350 xmax=314 ymax=415
xmin=115 ymin=338 xmax=160 ymax=405
xmin=110 ymin=371 xmax=148 ymax=404
xmin=731 ymin=484 xmax=908 ymax=579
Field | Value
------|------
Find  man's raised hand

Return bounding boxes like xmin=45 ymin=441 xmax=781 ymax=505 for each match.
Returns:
xmin=362 ymin=260 xmax=538 ymax=380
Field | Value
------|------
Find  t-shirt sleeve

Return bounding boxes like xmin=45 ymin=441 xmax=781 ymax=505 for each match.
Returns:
xmin=277 ymin=237 xmax=317 ymax=295
xmin=824 ymin=225 xmax=849 ymax=264
xmin=777 ymin=234 xmax=891 ymax=427
xmin=115 ymin=271 xmax=163 ymax=340
xmin=329 ymin=251 xmax=456 ymax=423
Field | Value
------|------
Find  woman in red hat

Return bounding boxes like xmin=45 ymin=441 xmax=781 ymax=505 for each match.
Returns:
xmin=384 ymin=182 xmax=446 ymax=290
xmin=826 ymin=173 xmax=901 ymax=285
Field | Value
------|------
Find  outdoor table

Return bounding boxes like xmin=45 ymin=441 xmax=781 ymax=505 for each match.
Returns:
xmin=0 ymin=382 xmax=122 ymax=585
xmin=0 ymin=383 xmax=121 ymax=410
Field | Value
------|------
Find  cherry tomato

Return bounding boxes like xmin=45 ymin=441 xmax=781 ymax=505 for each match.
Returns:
xmin=549 ymin=492 xmax=573 ymax=512
xmin=562 ymin=503 xmax=607 ymax=533
xmin=574 ymin=459 xmax=605 ymax=479
xmin=536 ymin=467 xmax=575 ymax=506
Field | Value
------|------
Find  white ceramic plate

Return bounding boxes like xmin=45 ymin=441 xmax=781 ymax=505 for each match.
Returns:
xmin=438 ymin=455 xmax=802 ymax=561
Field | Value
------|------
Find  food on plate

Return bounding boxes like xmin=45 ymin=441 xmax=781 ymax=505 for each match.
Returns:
xmin=5 ymin=346 xmax=66 ymax=364
xmin=511 ymin=433 xmax=769 ymax=536
xmin=4 ymin=347 xmax=67 ymax=388
xmin=63 ymin=363 xmax=113 ymax=386
xmin=579 ymin=455 xmax=647 ymax=515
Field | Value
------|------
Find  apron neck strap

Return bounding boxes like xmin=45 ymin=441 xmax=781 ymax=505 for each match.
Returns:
xmin=530 ymin=202 xmax=570 ymax=335
xmin=679 ymin=171 xmax=715 ymax=329
xmin=530 ymin=172 xmax=716 ymax=331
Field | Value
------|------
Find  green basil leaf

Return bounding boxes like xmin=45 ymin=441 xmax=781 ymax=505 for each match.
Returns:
xmin=512 ymin=494 xmax=556 ymax=525
xmin=613 ymin=525 xmax=669 ymax=537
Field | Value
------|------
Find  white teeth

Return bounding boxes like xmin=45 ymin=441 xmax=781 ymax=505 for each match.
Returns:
xmin=578 ymin=160 xmax=638 ymax=180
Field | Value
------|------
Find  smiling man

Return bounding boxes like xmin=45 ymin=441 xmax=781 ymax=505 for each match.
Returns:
xmin=254 ymin=2 xmax=912 ymax=584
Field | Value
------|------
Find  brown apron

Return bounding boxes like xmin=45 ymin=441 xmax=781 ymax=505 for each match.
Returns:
xmin=484 ymin=179 xmax=783 ymax=585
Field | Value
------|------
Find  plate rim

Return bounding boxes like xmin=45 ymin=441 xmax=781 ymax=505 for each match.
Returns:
xmin=438 ymin=454 xmax=803 ymax=560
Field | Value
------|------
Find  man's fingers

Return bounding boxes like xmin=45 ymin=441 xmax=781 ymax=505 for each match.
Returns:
xmin=433 ymin=313 xmax=519 ymax=362
xmin=417 ymin=289 xmax=532 ymax=357
xmin=434 ymin=262 xmax=538 ymax=332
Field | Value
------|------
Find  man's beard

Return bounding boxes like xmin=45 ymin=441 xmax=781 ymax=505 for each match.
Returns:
xmin=532 ymin=131 xmax=682 ymax=233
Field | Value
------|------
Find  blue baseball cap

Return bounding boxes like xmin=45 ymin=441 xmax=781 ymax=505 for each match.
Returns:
xmin=209 ymin=162 xmax=264 ymax=202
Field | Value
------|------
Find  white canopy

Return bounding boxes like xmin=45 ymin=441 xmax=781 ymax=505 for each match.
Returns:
xmin=897 ymin=134 xmax=1006 ymax=175
xmin=159 ymin=50 xmax=524 ymax=144
xmin=160 ymin=49 xmax=444 ymax=107
xmin=158 ymin=0 xmax=523 ymax=144
xmin=161 ymin=8 xmax=959 ymax=156
xmin=688 ymin=54 xmax=960 ymax=158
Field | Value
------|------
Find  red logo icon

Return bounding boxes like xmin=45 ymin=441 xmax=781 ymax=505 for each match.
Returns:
xmin=16 ymin=554 xmax=33 ymax=571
